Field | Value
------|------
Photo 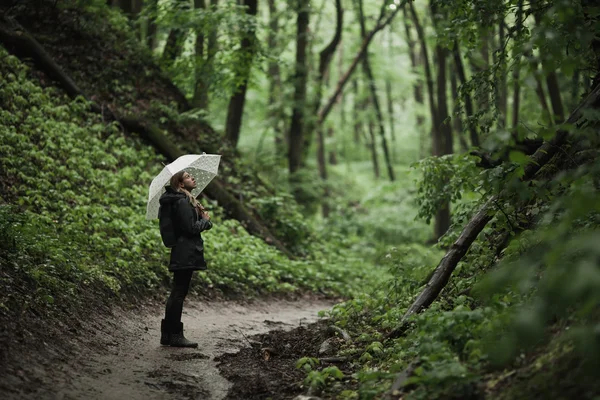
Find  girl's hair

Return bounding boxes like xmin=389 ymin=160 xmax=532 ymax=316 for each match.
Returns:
xmin=169 ymin=171 xmax=202 ymax=211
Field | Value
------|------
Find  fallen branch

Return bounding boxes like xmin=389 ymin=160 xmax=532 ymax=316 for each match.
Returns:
xmin=386 ymin=83 xmax=600 ymax=340
xmin=0 ymin=16 xmax=294 ymax=258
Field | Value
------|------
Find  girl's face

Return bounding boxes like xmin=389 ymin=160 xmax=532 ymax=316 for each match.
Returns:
xmin=179 ymin=172 xmax=197 ymax=191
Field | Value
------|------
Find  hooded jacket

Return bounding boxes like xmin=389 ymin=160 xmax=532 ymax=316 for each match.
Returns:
xmin=159 ymin=187 xmax=213 ymax=271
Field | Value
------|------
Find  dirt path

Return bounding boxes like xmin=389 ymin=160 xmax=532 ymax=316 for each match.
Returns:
xmin=2 ymin=299 xmax=333 ymax=400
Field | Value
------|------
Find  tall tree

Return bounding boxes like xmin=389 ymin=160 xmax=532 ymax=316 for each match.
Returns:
xmin=192 ymin=0 xmax=209 ymax=110
xmin=288 ymin=0 xmax=310 ymax=174
xmin=408 ymin=1 xmax=438 ymax=153
xmin=355 ymin=0 xmax=395 ymax=181
xmin=161 ymin=0 xmax=189 ymax=69
xmin=314 ymin=0 xmax=343 ymax=217
xmin=224 ymin=0 xmax=258 ymax=148
xmin=267 ymin=0 xmax=285 ymax=156
xmin=385 ymin=25 xmax=396 ymax=158
xmin=145 ymin=0 xmax=158 ymax=51
xmin=452 ymin=42 xmax=479 ymax=147
xmin=317 ymin=0 xmax=406 ymax=125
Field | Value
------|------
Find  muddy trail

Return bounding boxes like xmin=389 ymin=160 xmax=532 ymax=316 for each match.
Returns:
xmin=1 ymin=299 xmax=335 ymax=400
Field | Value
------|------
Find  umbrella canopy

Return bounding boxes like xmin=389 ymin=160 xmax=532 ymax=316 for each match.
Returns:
xmin=146 ymin=153 xmax=221 ymax=219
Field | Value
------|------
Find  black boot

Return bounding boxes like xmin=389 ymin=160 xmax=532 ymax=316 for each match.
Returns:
xmin=169 ymin=322 xmax=198 ymax=348
xmin=160 ymin=319 xmax=170 ymax=345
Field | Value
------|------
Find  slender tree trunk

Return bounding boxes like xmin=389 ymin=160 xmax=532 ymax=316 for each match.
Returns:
xmin=452 ymin=42 xmax=479 ymax=147
xmin=161 ymin=0 xmax=190 ymax=68
xmin=353 ymin=78 xmax=362 ymax=143
xmin=338 ymin=40 xmax=346 ymax=129
xmin=309 ymin=0 xmax=343 ymax=163
xmin=497 ymin=19 xmax=508 ymax=129
xmin=368 ymin=117 xmax=381 ymax=178
xmin=224 ymin=0 xmax=258 ymax=148
xmin=385 ymin=26 xmax=396 ymax=155
xmin=328 ymin=127 xmax=337 ymax=165
xmin=532 ymin=0 xmax=565 ymax=124
xmin=314 ymin=0 xmax=343 ymax=217
xmin=288 ymin=0 xmax=310 ymax=174
xmin=450 ymin=62 xmax=468 ymax=151
xmin=317 ymin=0 xmax=405 ymax=125
xmin=433 ymin=43 xmax=452 ymax=239
xmin=192 ymin=0 xmax=209 ymax=110
xmin=356 ymin=0 xmax=395 ymax=181
xmin=409 ymin=1 xmax=438 ymax=154
xmin=267 ymin=0 xmax=285 ymax=157
xmin=145 ymin=0 xmax=158 ymax=51
xmin=511 ymin=0 xmax=524 ymax=132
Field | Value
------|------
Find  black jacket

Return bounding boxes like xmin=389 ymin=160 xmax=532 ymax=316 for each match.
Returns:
xmin=159 ymin=187 xmax=213 ymax=271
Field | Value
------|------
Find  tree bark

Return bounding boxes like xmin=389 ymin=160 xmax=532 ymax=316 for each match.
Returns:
xmin=356 ymin=0 xmax=395 ymax=181
xmin=352 ymin=78 xmax=362 ymax=143
xmin=288 ymin=0 xmax=310 ymax=174
xmin=386 ymin=83 xmax=600 ymax=340
xmin=433 ymin=43 xmax=453 ymax=239
xmin=452 ymin=42 xmax=479 ymax=147
xmin=385 ymin=26 xmax=396 ymax=153
xmin=224 ymin=0 xmax=258 ymax=148
xmin=144 ymin=0 xmax=158 ymax=51
xmin=192 ymin=0 xmax=209 ymax=110
xmin=497 ymin=19 xmax=508 ymax=129
xmin=317 ymin=0 xmax=406 ymax=126
xmin=511 ymin=0 xmax=524 ymax=132
xmin=450 ymin=62 xmax=468 ymax=151
xmin=161 ymin=0 xmax=189 ymax=69
xmin=368 ymin=117 xmax=381 ymax=178
xmin=267 ymin=0 xmax=285 ymax=157
xmin=338 ymin=40 xmax=346 ymax=129
xmin=314 ymin=0 xmax=343 ymax=217
xmin=409 ymin=1 xmax=438 ymax=152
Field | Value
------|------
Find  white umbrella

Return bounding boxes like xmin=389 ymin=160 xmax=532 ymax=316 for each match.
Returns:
xmin=145 ymin=153 xmax=221 ymax=219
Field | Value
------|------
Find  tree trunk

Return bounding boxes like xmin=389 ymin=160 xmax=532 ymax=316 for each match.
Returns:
xmin=450 ymin=62 xmax=468 ymax=151
xmin=433 ymin=44 xmax=452 ymax=240
xmin=144 ymin=0 xmax=158 ymax=51
xmin=385 ymin=26 xmax=396 ymax=155
xmin=368 ymin=117 xmax=381 ymax=178
xmin=338 ymin=40 xmax=346 ymax=129
xmin=224 ymin=0 xmax=258 ymax=148
xmin=452 ymin=42 xmax=479 ymax=147
xmin=267 ymin=0 xmax=285 ymax=157
xmin=532 ymin=0 xmax=565 ymax=124
xmin=314 ymin=0 xmax=343 ymax=217
xmin=327 ymin=127 xmax=338 ymax=165
xmin=309 ymin=0 xmax=343 ymax=169
xmin=409 ymin=1 xmax=438 ymax=152
xmin=356 ymin=0 xmax=395 ymax=181
xmin=192 ymin=0 xmax=209 ymax=110
xmin=288 ymin=0 xmax=310 ymax=174
xmin=497 ymin=19 xmax=508 ymax=129
xmin=317 ymin=0 xmax=406 ymax=125
xmin=511 ymin=0 xmax=524 ymax=132
xmin=353 ymin=78 xmax=362 ymax=143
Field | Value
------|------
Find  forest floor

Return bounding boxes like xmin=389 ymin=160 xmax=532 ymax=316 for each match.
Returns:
xmin=0 ymin=297 xmax=334 ymax=400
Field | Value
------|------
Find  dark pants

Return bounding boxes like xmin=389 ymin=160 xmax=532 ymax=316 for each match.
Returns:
xmin=164 ymin=270 xmax=193 ymax=328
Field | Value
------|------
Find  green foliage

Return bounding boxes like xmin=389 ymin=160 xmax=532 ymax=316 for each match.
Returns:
xmin=0 ymin=47 xmax=386 ymax=310
xmin=152 ymin=0 xmax=262 ymax=100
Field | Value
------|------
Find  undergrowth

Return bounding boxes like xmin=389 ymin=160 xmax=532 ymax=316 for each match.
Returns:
xmin=0 ymin=48 xmax=386 ymax=316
